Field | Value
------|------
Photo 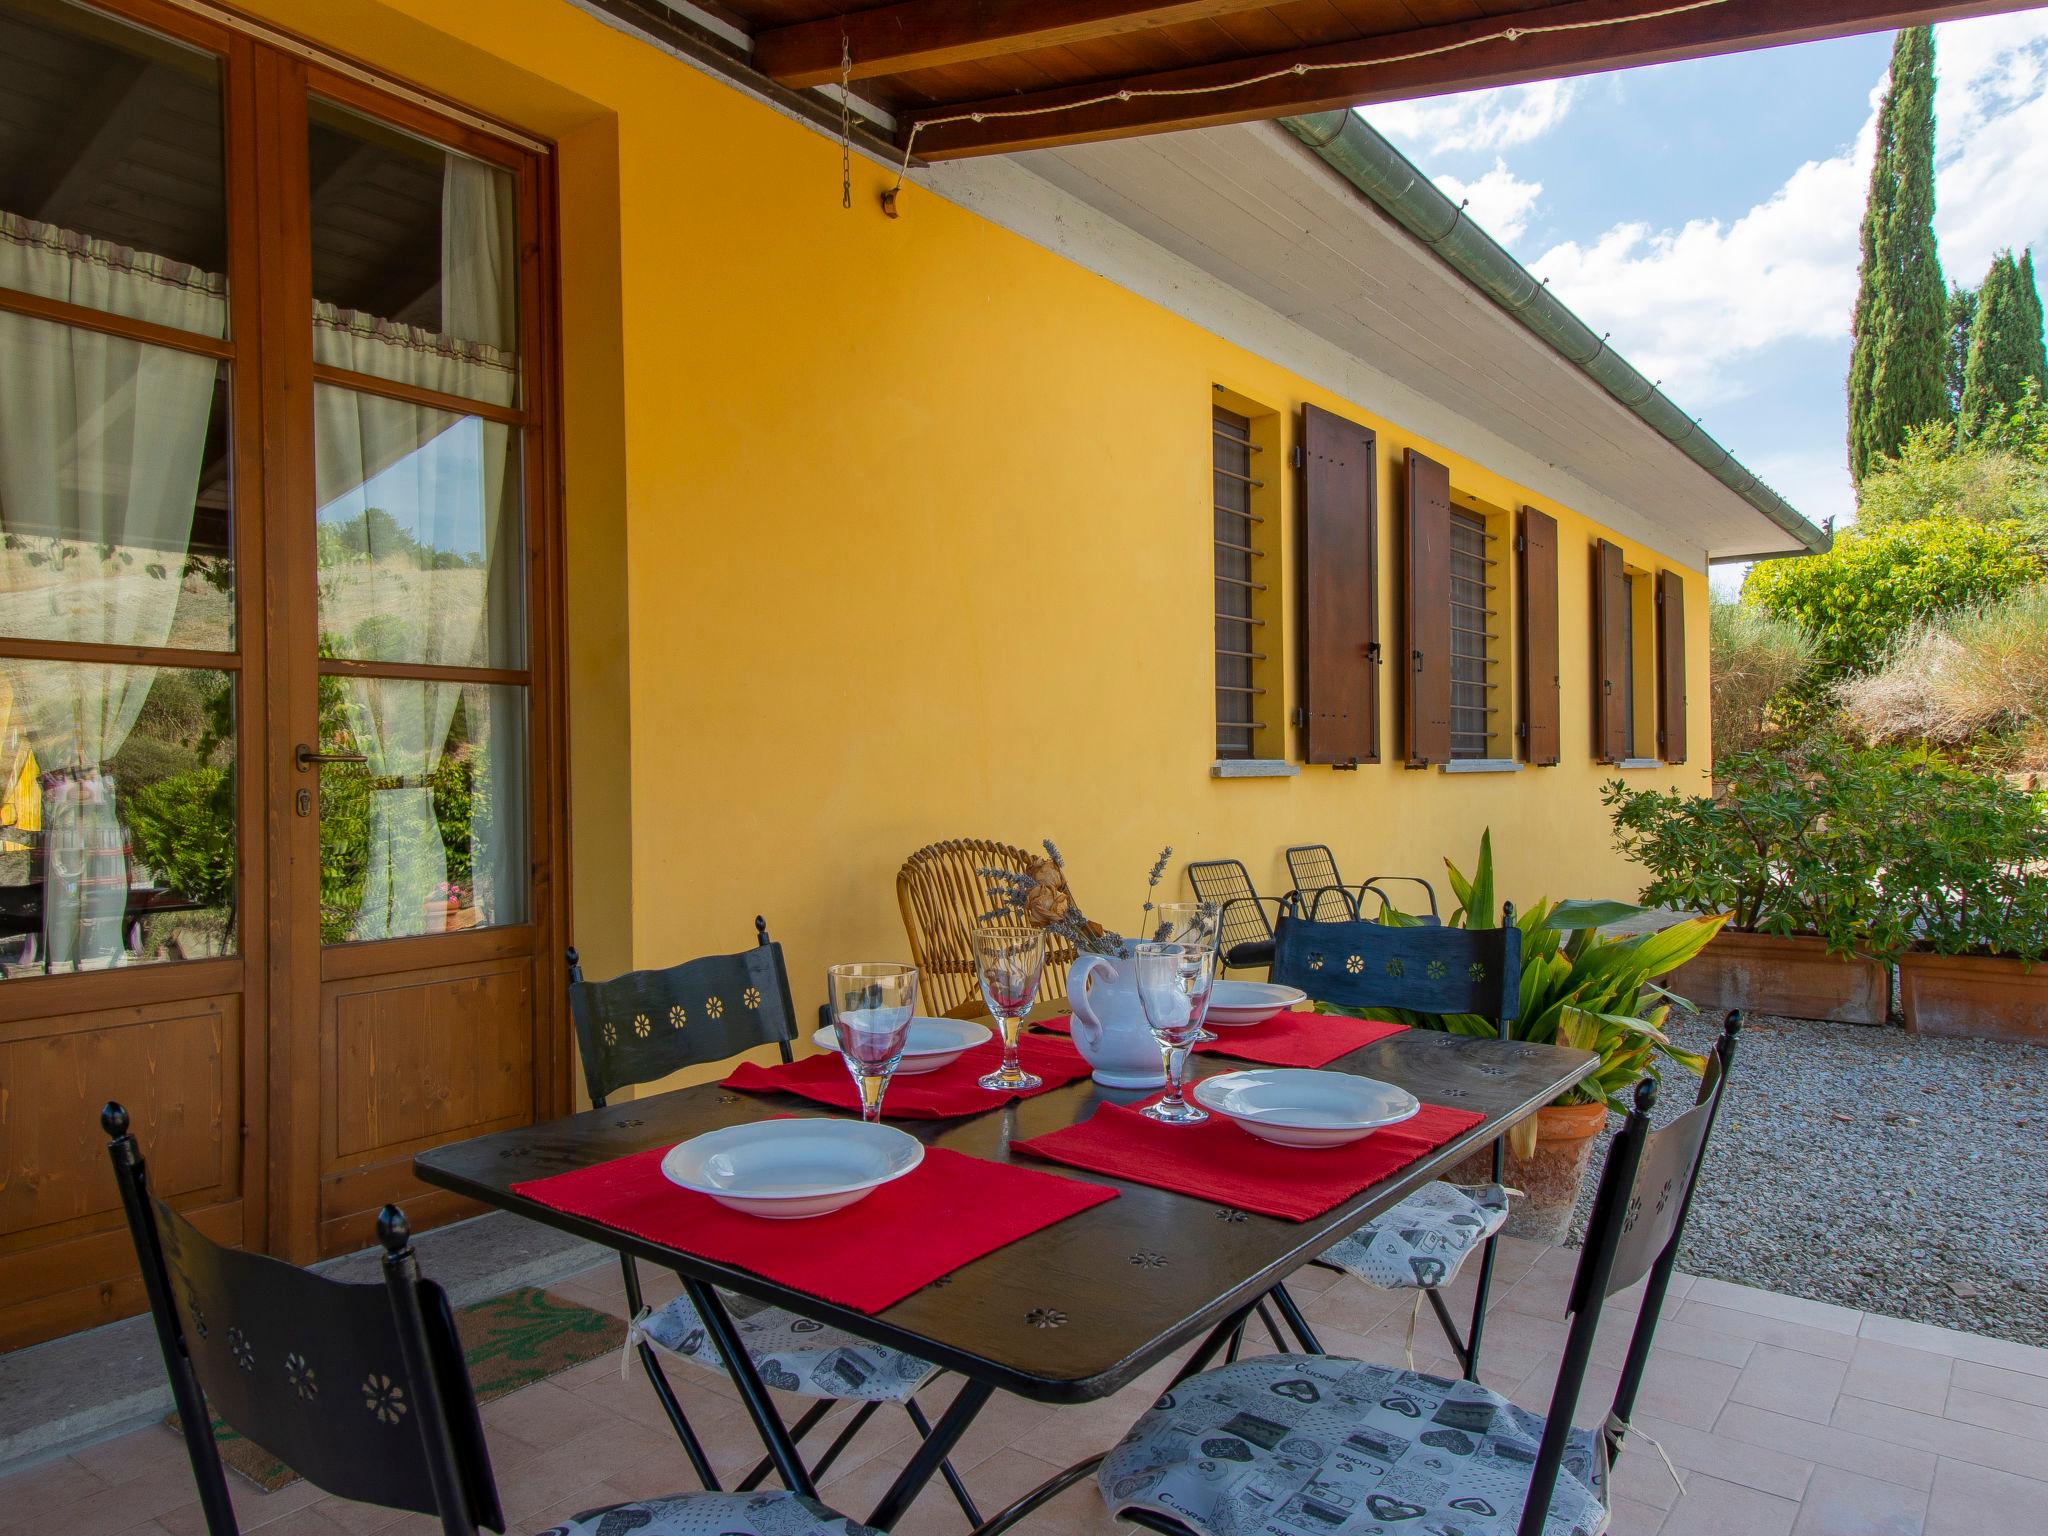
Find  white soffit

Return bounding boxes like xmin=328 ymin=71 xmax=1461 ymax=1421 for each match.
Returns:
xmin=922 ymin=119 xmax=1799 ymax=567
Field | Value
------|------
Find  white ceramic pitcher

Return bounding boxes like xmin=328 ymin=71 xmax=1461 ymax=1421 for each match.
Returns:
xmin=1067 ymin=952 xmax=1168 ymax=1088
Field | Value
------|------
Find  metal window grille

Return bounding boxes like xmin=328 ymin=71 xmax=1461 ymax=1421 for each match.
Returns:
xmin=1214 ymin=407 xmax=1264 ymax=759
xmin=1448 ymin=508 xmax=1497 ymax=759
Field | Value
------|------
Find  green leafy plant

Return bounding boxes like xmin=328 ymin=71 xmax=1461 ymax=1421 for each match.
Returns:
xmin=1743 ymin=517 xmax=2041 ymax=697
xmin=1603 ymin=741 xmax=1912 ymax=960
xmin=1873 ymin=757 xmax=2048 ymax=961
xmin=1606 ymin=739 xmax=2048 ymax=964
xmin=1334 ymin=831 xmax=1719 ymax=1136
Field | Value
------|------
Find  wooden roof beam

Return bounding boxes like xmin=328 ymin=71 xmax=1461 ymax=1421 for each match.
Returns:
xmin=754 ymin=0 xmax=1279 ymax=90
xmin=900 ymin=0 xmax=2022 ymax=158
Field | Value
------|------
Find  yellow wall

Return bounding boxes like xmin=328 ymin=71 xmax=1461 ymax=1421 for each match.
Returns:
xmin=249 ymin=0 xmax=1716 ymax=1083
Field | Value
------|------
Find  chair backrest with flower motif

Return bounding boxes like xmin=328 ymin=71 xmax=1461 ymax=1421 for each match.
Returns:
xmin=897 ymin=838 xmax=1074 ymax=1017
xmin=566 ymin=917 xmax=797 ymax=1107
xmin=104 ymin=1103 xmax=501 ymax=1536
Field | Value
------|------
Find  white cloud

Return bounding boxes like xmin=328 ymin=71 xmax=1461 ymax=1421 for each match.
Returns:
xmin=1367 ymin=80 xmax=1577 ymax=154
xmin=1524 ymin=14 xmax=2048 ymax=408
xmin=1433 ymin=160 xmax=1544 ymax=243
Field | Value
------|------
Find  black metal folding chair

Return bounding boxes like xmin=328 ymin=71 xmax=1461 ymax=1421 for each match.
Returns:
xmin=567 ymin=919 xmax=979 ymax=1521
xmin=1095 ymin=1013 xmax=1744 ymax=1536
xmin=102 ymin=1102 xmax=876 ymax=1536
xmin=1262 ymin=893 xmax=1522 ymax=1378
xmin=1184 ymin=858 xmax=1284 ymax=971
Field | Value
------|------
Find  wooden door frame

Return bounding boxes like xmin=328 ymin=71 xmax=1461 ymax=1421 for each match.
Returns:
xmin=0 ymin=0 xmax=573 ymax=1326
xmin=261 ymin=51 xmax=573 ymax=1262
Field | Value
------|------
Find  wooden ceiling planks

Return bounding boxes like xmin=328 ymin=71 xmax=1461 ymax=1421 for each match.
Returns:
xmin=696 ymin=0 xmax=2029 ymax=157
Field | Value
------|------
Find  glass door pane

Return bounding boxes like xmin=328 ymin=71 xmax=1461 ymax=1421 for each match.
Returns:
xmin=308 ymin=97 xmax=518 ymax=407
xmin=0 ymin=661 xmax=235 ymax=973
xmin=313 ymin=383 xmax=523 ymax=666
xmin=0 ymin=0 xmax=227 ymax=334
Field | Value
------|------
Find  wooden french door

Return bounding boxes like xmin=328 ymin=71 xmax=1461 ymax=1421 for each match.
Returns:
xmin=0 ymin=0 xmax=566 ymax=1348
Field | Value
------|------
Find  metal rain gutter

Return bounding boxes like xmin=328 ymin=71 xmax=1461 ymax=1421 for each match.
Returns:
xmin=1281 ymin=109 xmax=1830 ymax=558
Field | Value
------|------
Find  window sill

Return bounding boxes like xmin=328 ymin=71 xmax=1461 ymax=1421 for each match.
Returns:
xmin=1438 ymin=758 xmax=1522 ymax=775
xmin=1611 ymin=757 xmax=1664 ymax=770
xmin=1210 ymin=758 xmax=1300 ymax=779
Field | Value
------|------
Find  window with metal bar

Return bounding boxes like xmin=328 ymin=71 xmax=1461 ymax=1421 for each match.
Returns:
xmin=1213 ymin=406 xmax=1264 ymax=758
xmin=1448 ymin=508 xmax=1497 ymax=759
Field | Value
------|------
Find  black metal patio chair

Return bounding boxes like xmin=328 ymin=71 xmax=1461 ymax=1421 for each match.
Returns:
xmin=1184 ymin=858 xmax=1283 ymax=971
xmin=1283 ymin=843 xmax=1442 ymax=924
xmin=102 ymin=1102 xmax=877 ymax=1536
xmin=1261 ymin=894 xmax=1523 ymax=1378
xmin=568 ymin=919 xmax=980 ymax=1521
xmin=1091 ymin=1011 xmax=1742 ymax=1536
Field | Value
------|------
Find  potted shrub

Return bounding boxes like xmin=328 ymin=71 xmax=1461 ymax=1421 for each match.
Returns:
xmin=1603 ymin=741 xmax=1901 ymax=1024
xmin=1340 ymin=832 xmax=1719 ymax=1243
xmin=1882 ymin=759 xmax=2048 ymax=1042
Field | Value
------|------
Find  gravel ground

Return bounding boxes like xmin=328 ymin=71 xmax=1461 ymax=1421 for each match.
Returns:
xmin=1568 ymin=1010 xmax=2048 ymax=1346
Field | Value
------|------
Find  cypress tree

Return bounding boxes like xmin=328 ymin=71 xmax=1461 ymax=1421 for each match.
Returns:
xmin=1960 ymin=250 xmax=2048 ymax=439
xmin=1947 ymin=282 xmax=1977 ymax=418
xmin=1848 ymin=27 xmax=1950 ymax=489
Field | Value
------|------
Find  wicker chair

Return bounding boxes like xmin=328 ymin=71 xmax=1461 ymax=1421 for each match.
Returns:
xmin=897 ymin=839 xmax=1074 ymax=1017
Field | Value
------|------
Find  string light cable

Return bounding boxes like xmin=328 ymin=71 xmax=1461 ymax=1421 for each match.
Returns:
xmin=882 ymin=0 xmax=1735 ymax=203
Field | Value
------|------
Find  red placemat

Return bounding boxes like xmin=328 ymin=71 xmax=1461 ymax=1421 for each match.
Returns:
xmin=725 ymin=1035 xmax=1092 ymax=1118
xmin=1035 ymin=1010 xmax=1406 ymax=1069
xmin=1013 ymin=1098 xmax=1485 ymax=1221
xmin=511 ymin=1140 xmax=1115 ymax=1313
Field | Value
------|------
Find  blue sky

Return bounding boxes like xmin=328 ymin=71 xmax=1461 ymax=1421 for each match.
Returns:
xmin=1364 ymin=13 xmax=2048 ymax=591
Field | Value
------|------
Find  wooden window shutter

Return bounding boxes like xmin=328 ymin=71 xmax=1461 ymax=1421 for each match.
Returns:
xmin=1297 ymin=404 xmax=1379 ymax=765
xmin=1517 ymin=507 xmax=1561 ymax=765
xmin=1403 ymin=449 xmax=1452 ymax=767
xmin=1592 ymin=538 xmax=1630 ymax=762
xmin=1657 ymin=569 xmax=1688 ymax=763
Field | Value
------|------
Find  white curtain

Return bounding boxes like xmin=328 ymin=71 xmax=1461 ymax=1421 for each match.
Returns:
xmin=0 ymin=214 xmax=224 ymax=969
xmin=313 ymin=151 xmax=519 ymax=940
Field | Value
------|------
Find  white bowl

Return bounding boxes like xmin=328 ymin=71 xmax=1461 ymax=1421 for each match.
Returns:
xmin=1191 ymin=1068 xmax=1421 ymax=1149
xmin=1204 ymin=981 xmax=1308 ymax=1027
xmin=660 ymin=1120 xmax=924 ymax=1218
xmin=812 ymin=1016 xmax=992 ymax=1074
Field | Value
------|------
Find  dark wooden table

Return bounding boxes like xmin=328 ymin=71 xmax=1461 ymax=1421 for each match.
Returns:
xmin=415 ymin=1018 xmax=1594 ymax=1526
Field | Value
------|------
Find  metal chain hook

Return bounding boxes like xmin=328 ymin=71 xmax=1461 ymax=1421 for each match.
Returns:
xmin=839 ymin=30 xmax=852 ymax=210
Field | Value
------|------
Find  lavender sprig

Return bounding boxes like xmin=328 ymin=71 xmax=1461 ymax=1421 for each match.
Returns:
xmin=1138 ymin=844 xmax=1173 ymax=933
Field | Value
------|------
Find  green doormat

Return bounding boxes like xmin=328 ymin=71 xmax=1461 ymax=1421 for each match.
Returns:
xmin=165 ymin=1285 xmax=627 ymax=1493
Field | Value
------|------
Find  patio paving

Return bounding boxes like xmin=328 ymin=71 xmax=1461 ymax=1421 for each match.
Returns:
xmin=3 ymin=1237 xmax=2043 ymax=1536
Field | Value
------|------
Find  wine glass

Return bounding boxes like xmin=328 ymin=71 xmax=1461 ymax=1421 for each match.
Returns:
xmin=973 ymin=926 xmax=1046 ymax=1092
xmin=826 ymin=962 xmax=918 ymax=1122
xmin=1151 ymin=901 xmax=1222 ymax=1042
xmin=1134 ymin=941 xmax=1215 ymax=1124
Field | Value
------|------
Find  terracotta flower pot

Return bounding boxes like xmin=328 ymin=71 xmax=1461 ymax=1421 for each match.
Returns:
xmin=1449 ymin=1099 xmax=1609 ymax=1246
xmin=1665 ymin=929 xmax=1888 ymax=1025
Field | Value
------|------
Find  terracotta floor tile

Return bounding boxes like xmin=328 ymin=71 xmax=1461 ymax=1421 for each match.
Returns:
xmin=1841 ymin=1339 xmax=1956 ymax=1412
xmin=1606 ymin=1491 xmax=1671 ymax=1535
xmin=1624 ymin=1411 xmax=1815 ymax=1500
xmin=1712 ymin=1404 xmax=1937 ymax=1492
xmin=1673 ymin=1301 xmax=1861 ymax=1362
xmin=1857 ymin=1313 xmax=2048 ymax=1379
xmin=1924 ymin=1457 xmax=2048 ymax=1535
xmin=1686 ymin=1278 xmax=1863 ymax=1336
xmin=1789 ymin=1465 xmax=1929 ymax=1536
xmin=1728 ymin=1342 xmax=1851 ymax=1425
xmin=1943 ymin=1384 xmax=2048 ymax=1442
xmin=1657 ymin=1472 xmax=1800 ymax=1536
xmin=1830 ymin=1396 xmax=2048 ymax=1482
xmin=1949 ymin=1357 xmax=2048 ymax=1411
